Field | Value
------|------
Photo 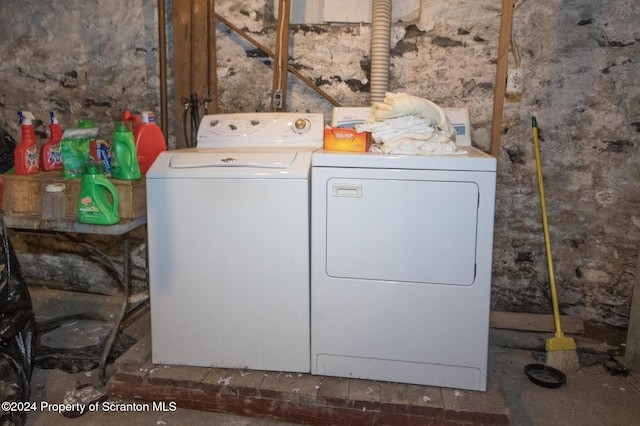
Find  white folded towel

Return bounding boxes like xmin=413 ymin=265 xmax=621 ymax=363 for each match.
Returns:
xmin=369 ymin=135 xmax=461 ymax=155
xmin=370 ymin=92 xmax=455 ymax=137
xmin=356 ymin=93 xmax=464 ymax=156
xmin=357 ymin=115 xmax=435 ymax=142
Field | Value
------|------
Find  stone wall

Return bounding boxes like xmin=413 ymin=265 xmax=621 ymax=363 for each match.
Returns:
xmin=0 ymin=0 xmax=162 ymax=137
xmin=0 ymin=0 xmax=638 ymax=326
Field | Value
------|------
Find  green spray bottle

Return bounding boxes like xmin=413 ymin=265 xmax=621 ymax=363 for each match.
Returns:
xmin=111 ymin=121 xmax=141 ymax=180
xmin=78 ymin=163 xmax=120 ymax=225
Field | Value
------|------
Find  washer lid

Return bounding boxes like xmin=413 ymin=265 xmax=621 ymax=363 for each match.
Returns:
xmin=146 ymin=149 xmax=314 ymax=179
xmin=169 ymin=151 xmax=296 ymax=169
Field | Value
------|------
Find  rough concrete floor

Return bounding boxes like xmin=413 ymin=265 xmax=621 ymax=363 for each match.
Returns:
xmin=18 ymin=288 xmax=640 ymax=425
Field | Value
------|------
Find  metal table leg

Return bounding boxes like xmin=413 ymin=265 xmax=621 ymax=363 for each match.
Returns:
xmin=59 ymin=231 xmax=133 ymax=384
xmin=57 ymin=231 xmax=134 ymax=384
xmin=98 ymin=233 xmax=130 ymax=384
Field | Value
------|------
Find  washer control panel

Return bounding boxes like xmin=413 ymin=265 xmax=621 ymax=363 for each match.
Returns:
xmin=197 ymin=112 xmax=324 ymax=148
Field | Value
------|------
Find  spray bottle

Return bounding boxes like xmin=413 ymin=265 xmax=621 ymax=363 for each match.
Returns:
xmin=78 ymin=163 xmax=120 ymax=225
xmin=111 ymin=121 xmax=141 ymax=180
xmin=122 ymin=110 xmax=166 ymax=174
xmin=41 ymin=112 xmax=64 ymax=171
xmin=14 ymin=111 xmax=40 ymax=175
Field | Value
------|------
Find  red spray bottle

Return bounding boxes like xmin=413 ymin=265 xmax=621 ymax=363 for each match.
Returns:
xmin=41 ymin=112 xmax=64 ymax=171
xmin=14 ymin=111 xmax=40 ymax=175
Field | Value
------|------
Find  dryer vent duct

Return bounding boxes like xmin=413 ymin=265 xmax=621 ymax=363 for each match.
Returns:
xmin=370 ymin=0 xmax=392 ymax=105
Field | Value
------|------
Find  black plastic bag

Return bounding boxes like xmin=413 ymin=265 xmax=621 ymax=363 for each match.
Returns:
xmin=0 ymin=127 xmax=15 ymax=174
xmin=0 ymin=218 xmax=35 ymax=426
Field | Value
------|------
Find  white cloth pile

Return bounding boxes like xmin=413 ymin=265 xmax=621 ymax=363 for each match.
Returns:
xmin=356 ymin=92 xmax=464 ymax=155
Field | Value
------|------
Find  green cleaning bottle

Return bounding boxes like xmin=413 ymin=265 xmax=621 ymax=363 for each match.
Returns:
xmin=111 ymin=121 xmax=141 ymax=180
xmin=78 ymin=163 xmax=120 ymax=225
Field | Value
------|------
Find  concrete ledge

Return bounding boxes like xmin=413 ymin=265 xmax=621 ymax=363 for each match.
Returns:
xmin=490 ymin=311 xmax=584 ymax=334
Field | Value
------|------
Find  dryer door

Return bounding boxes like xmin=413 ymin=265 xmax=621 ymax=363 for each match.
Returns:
xmin=325 ymin=176 xmax=479 ymax=286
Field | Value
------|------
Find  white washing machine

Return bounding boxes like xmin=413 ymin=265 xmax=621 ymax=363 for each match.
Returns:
xmin=146 ymin=112 xmax=323 ymax=372
xmin=311 ymin=113 xmax=497 ymax=390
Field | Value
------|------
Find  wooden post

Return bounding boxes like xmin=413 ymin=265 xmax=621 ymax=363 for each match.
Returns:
xmin=206 ymin=0 xmax=218 ymax=114
xmin=172 ymin=0 xmax=216 ymax=148
xmin=490 ymin=0 xmax=514 ymax=158
xmin=158 ymin=0 xmax=169 ymax=139
xmin=272 ymin=0 xmax=291 ymax=111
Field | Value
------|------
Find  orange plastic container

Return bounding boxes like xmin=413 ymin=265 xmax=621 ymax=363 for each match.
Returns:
xmin=123 ymin=110 xmax=166 ymax=174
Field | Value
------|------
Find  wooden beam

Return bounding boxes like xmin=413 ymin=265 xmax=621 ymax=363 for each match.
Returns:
xmin=190 ymin=0 xmax=209 ymax=103
xmin=158 ymin=0 xmax=169 ymax=138
xmin=215 ymin=13 xmax=341 ymax=107
xmin=206 ymin=0 xmax=218 ymax=114
xmin=490 ymin=0 xmax=514 ymax=158
xmin=172 ymin=0 xmax=192 ymax=148
xmin=172 ymin=0 xmax=217 ymax=148
xmin=272 ymin=0 xmax=291 ymax=111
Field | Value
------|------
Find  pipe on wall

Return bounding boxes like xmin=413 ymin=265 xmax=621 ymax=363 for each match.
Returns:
xmin=370 ymin=0 xmax=392 ymax=105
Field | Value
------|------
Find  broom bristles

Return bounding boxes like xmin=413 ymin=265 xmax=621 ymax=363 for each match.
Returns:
xmin=546 ymin=348 xmax=581 ymax=373
xmin=546 ymin=335 xmax=580 ymax=373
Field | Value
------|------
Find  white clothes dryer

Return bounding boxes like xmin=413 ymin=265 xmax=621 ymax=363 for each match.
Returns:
xmin=146 ymin=113 xmax=323 ymax=372
xmin=311 ymin=115 xmax=497 ymax=390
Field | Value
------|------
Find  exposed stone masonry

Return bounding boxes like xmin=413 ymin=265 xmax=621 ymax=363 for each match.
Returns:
xmin=1 ymin=0 xmax=638 ymax=326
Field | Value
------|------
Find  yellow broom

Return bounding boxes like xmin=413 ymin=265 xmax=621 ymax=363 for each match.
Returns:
xmin=532 ymin=116 xmax=580 ymax=372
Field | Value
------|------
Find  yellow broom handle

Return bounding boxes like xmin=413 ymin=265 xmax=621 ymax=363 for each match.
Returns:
xmin=532 ymin=117 xmax=564 ymax=337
